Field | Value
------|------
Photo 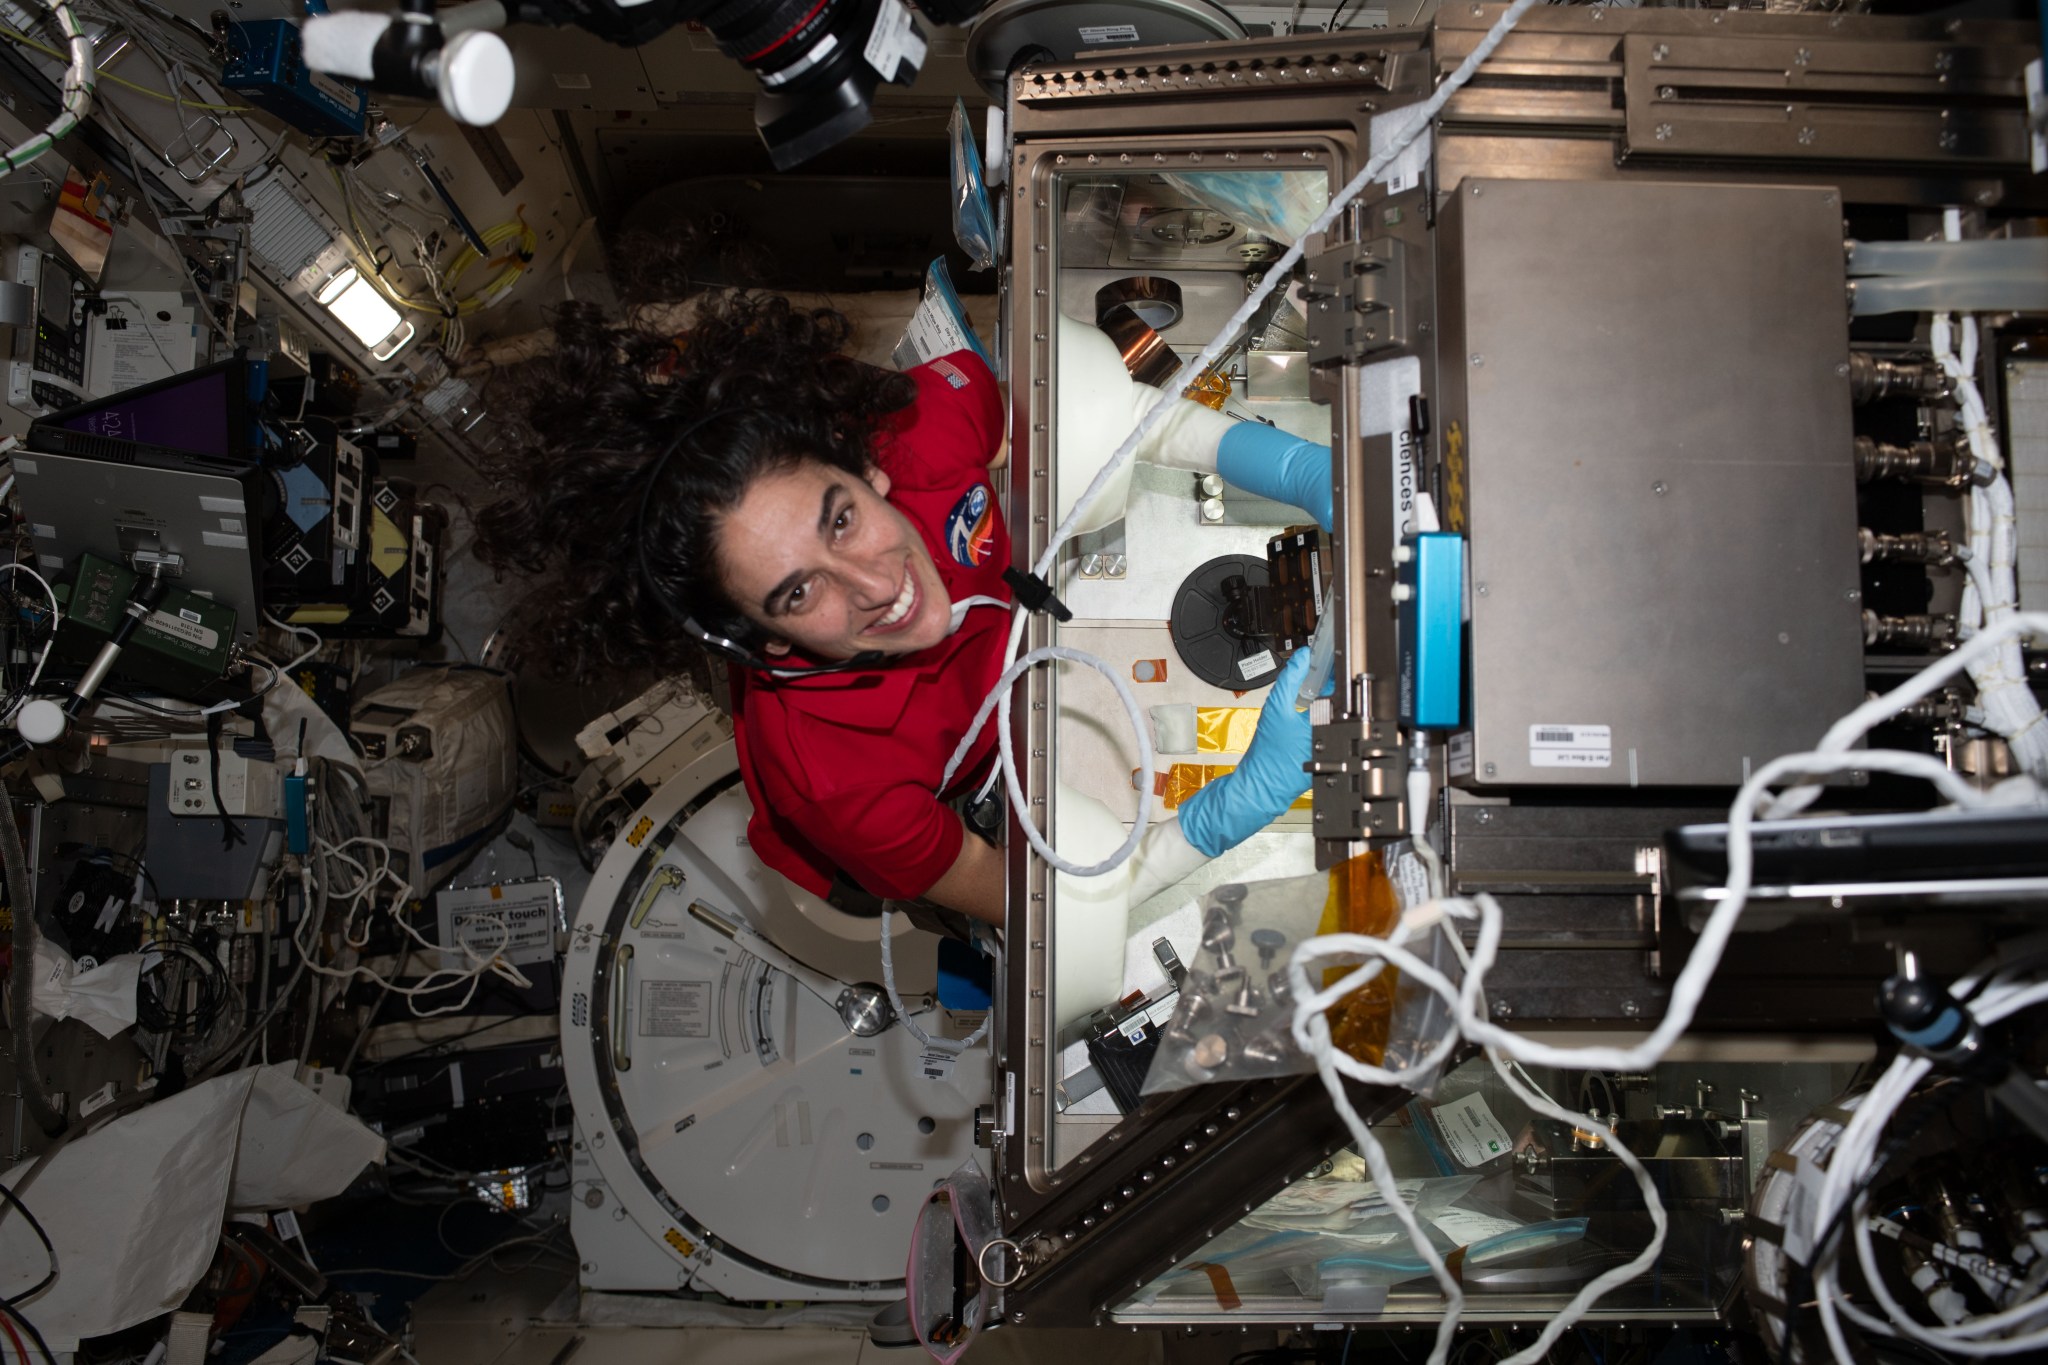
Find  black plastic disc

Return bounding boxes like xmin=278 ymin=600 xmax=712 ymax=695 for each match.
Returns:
xmin=1170 ymin=553 xmax=1279 ymax=691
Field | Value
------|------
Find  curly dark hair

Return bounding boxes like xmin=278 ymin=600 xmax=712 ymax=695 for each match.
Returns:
xmin=475 ymin=290 xmax=917 ymax=680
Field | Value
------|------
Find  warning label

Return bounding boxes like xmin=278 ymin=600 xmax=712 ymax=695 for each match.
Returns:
xmin=639 ymin=980 xmax=711 ymax=1038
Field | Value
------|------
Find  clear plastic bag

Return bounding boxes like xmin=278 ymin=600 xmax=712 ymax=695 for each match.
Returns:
xmin=948 ymin=99 xmax=998 ymax=272
xmin=905 ymin=1159 xmax=1001 ymax=1363
xmin=891 ymin=257 xmax=994 ymax=373
xmin=1135 ymin=1167 xmax=1589 ymax=1307
xmin=1141 ymin=850 xmax=1411 ymax=1095
xmin=1158 ymin=170 xmax=1329 ymax=247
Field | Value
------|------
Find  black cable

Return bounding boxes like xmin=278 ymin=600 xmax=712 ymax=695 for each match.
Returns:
xmin=0 ymin=1180 xmax=56 ymax=1307
xmin=205 ymin=711 xmax=245 ymax=851
xmin=1 ymin=1303 xmax=55 ymax=1365
xmin=136 ymin=937 xmax=230 ymax=1035
xmin=0 ymin=777 xmax=66 ymax=1138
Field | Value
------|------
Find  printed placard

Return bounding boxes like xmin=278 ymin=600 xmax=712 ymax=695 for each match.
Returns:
xmin=1528 ymin=723 xmax=1611 ymax=769
xmin=1431 ymin=1092 xmax=1514 ymax=1168
xmin=863 ymin=0 xmax=926 ymax=82
xmin=640 ymin=980 xmax=711 ymax=1038
xmin=434 ymin=878 xmax=563 ymax=966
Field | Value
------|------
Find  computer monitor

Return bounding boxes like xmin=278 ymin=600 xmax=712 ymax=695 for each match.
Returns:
xmin=15 ymin=361 xmax=270 ymax=649
xmin=27 ymin=358 xmax=263 ymax=468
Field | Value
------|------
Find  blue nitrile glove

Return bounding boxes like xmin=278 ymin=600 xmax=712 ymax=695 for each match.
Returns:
xmin=1178 ymin=648 xmax=1318 ymax=858
xmin=1218 ymin=422 xmax=1334 ymax=532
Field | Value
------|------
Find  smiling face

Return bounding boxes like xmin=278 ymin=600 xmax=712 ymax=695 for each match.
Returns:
xmin=713 ymin=458 xmax=954 ymax=660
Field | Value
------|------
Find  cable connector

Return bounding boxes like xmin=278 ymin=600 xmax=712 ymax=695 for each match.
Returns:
xmin=1001 ymin=567 xmax=1071 ymax=622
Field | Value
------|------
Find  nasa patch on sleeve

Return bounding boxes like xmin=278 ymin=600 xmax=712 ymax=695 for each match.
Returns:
xmin=944 ymin=484 xmax=995 ymax=567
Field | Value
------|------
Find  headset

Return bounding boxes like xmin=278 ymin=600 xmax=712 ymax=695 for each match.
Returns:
xmin=634 ymin=410 xmax=883 ymax=677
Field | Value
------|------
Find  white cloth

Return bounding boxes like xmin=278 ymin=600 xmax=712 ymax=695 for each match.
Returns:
xmin=0 ymin=1066 xmax=385 ymax=1350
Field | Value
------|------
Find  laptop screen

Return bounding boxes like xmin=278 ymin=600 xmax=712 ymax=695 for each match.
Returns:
xmin=50 ymin=365 xmax=233 ymax=457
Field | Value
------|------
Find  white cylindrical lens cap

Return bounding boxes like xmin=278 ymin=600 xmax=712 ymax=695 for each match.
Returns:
xmin=16 ymin=698 xmax=66 ymax=746
xmin=438 ymin=30 xmax=515 ymax=126
xmin=300 ymin=12 xmax=389 ymax=81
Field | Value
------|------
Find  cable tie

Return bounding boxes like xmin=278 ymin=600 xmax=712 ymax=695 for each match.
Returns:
xmin=1000 ymin=567 xmax=1071 ymax=623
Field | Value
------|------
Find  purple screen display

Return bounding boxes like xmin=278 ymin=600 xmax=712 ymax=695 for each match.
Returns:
xmin=55 ymin=369 xmax=231 ymax=456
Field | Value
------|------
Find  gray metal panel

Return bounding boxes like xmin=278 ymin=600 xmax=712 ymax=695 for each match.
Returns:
xmin=1440 ymin=177 xmax=1865 ymax=788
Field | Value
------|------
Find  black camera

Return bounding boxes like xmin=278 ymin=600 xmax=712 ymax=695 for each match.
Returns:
xmin=303 ymin=0 xmax=989 ymax=169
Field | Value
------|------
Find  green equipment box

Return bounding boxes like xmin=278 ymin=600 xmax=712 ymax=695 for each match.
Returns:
xmin=55 ymin=554 xmax=238 ymax=695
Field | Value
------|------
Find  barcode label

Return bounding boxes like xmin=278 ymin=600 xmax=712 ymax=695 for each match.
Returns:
xmin=1238 ymin=648 xmax=1277 ymax=681
xmin=1529 ymin=723 xmax=1611 ymax=769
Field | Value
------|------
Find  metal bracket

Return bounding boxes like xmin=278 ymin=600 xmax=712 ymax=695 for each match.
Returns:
xmin=1301 ymin=237 xmax=1409 ymax=365
xmin=1307 ymin=712 xmax=1409 ymax=842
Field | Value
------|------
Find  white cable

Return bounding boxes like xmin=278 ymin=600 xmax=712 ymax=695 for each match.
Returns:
xmin=1284 ymin=620 xmax=2048 ymax=1357
xmin=877 ymin=642 xmax=1157 ymax=1042
xmin=295 ymin=835 xmax=532 ymax=1017
xmin=0 ymin=561 xmax=60 ymax=719
xmin=1809 ymin=966 xmax=2048 ymax=1357
xmin=0 ymin=0 xmax=93 ymax=177
xmin=264 ymin=611 xmax=324 ymax=672
xmin=1288 ymin=910 xmax=1669 ymax=1365
xmin=1928 ymin=222 xmax=2048 ymax=779
xmin=878 ymin=909 xmax=990 ymax=1055
xmin=939 ymin=0 xmax=1546 ymax=879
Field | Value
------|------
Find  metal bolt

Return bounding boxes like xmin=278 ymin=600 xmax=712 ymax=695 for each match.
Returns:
xmin=1794 ymin=48 xmax=1811 ymax=65
xmin=1483 ymin=762 xmax=1498 ymax=777
xmin=1798 ymin=127 xmax=1817 ymax=146
xmin=1493 ymin=999 xmax=1514 ymax=1019
xmin=1938 ymin=131 xmax=1959 ymax=152
xmin=1652 ymin=480 xmax=1668 ymax=495
xmin=1846 ymin=589 xmax=1861 ymax=601
xmin=1655 ymin=123 xmax=1674 ymax=141
xmin=1622 ymin=1000 xmax=1642 ymax=1018
xmin=1651 ymin=43 xmax=1669 ymax=61
xmin=1475 ymin=809 xmax=1494 ymax=824
xmin=1476 ymin=583 xmax=1489 ymax=596
xmin=1470 ymin=183 xmax=1483 ymax=196
xmin=1659 ymin=85 xmax=1675 ymax=99
xmin=1836 ymin=361 xmax=1850 ymax=377
xmin=1470 ymin=353 xmax=1484 ymax=367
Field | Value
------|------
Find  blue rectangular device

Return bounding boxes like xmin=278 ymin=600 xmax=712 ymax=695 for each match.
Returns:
xmin=1398 ymin=532 xmax=1464 ymax=730
xmin=221 ymin=20 xmax=368 ymax=138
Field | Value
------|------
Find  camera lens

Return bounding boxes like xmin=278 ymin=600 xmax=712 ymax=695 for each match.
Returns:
xmin=696 ymin=0 xmax=928 ymax=169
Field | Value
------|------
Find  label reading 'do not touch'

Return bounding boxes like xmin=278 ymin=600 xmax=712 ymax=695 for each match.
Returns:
xmin=1528 ymin=723 xmax=1611 ymax=769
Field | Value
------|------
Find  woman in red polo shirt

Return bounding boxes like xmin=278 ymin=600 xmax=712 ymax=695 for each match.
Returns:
xmin=481 ymin=291 xmax=1328 ymax=926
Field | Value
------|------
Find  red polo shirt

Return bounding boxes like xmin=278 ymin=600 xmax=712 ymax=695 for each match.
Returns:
xmin=729 ymin=351 xmax=1011 ymax=900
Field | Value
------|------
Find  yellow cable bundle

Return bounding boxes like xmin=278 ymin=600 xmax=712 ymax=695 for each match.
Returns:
xmin=443 ymin=216 xmax=536 ymax=315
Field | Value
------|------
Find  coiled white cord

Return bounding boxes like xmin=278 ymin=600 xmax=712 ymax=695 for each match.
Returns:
xmin=1813 ymin=941 xmax=2048 ymax=1359
xmin=1286 ymin=614 xmax=2048 ymax=1361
